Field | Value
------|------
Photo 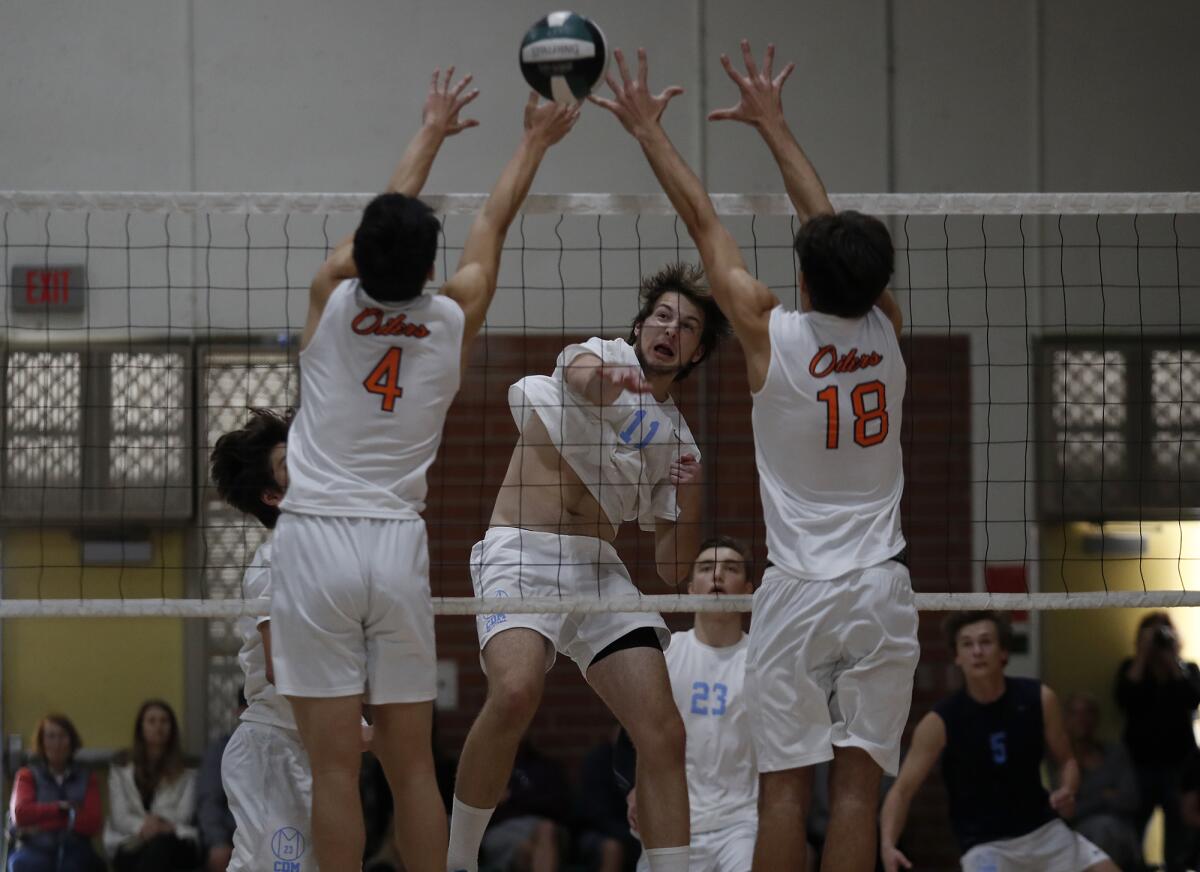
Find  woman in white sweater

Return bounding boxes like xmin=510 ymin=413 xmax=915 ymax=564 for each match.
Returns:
xmin=103 ymin=699 xmax=199 ymax=872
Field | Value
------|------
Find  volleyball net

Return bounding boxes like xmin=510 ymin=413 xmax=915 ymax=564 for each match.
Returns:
xmin=1 ymin=190 xmax=1198 ymax=619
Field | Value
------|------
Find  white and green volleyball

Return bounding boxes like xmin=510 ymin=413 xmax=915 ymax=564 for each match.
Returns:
xmin=519 ymin=11 xmax=608 ymax=105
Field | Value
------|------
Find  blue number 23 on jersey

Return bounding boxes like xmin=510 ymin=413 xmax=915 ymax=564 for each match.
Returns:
xmin=690 ymin=681 xmax=728 ymax=716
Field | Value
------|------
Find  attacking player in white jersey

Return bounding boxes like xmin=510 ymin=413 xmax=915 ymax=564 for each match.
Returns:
xmin=269 ymin=69 xmax=579 ymax=872
xmin=446 ymin=268 xmax=730 ymax=872
xmin=593 ymin=42 xmax=917 ymax=872
xmin=210 ymin=409 xmax=315 ymax=872
xmin=620 ymin=536 xmax=759 ymax=872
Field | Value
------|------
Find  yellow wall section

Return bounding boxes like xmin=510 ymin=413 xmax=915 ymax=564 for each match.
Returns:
xmin=2 ymin=529 xmax=188 ymax=752
xmin=1041 ymin=521 xmax=1200 ymax=865
xmin=1042 ymin=520 xmax=1200 ymax=740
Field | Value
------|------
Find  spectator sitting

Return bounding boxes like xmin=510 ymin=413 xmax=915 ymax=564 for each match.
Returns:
xmin=578 ymin=730 xmax=639 ymax=872
xmin=480 ymin=738 xmax=572 ymax=872
xmin=1115 ymin=611 xmax=1200 ymax=872
xmin=6 ymin=713 xmax=105 ymax=872
xmin=195 ymin=691 xmax=246 ymax=872
xmin=103 ymin=699 xmax=200 ymax=872
xmin=1064 ymin=691 xmax=1143 ymax=872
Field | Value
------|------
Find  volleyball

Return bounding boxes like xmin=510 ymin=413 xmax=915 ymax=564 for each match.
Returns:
xmin=519 ymin=11 xmax=608 ymax=105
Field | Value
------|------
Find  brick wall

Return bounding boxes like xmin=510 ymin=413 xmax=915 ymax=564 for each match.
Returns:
xmin=425 ymin=331 xmax=970 ymax=869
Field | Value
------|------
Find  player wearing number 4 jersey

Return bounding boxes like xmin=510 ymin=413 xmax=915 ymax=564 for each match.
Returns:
xmin=271 ymin=67 xmax=579 ymax=872
xmin=593 ymin=40 xmax=916 ymax=872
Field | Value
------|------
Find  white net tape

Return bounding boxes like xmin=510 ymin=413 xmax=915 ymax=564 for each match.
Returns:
xmin=5 ymin=591 xmax=1200 ymax=619
xmin=2 ymin=190 xmax=1198 ymax=216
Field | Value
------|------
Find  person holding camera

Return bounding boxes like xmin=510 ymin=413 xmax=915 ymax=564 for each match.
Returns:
xmin=1115 ymin=611 xmax=1200 ymax=872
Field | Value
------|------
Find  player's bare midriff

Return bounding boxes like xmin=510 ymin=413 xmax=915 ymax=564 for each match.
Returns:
xmin=489 ymin=412 xmax=618 ymax=542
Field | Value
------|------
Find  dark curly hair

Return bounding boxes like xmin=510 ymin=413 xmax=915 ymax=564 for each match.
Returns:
xmin=210 ymin=408 xmax=292 ymax=529
xmin=794 ymin=210 xmax=894 ymax=318
xmin=353 ymin=193 xmax=441 ymax=303
xmin=628 ymin=262 xmax=732 ymax=382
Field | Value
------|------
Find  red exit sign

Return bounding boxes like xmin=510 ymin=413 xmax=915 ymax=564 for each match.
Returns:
xmin=11 ymin=266 xmax=87 ymax=313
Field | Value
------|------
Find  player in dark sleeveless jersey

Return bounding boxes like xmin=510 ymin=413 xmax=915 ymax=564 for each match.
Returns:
xmin=879 ymin=612 xmax=1118 ymax=872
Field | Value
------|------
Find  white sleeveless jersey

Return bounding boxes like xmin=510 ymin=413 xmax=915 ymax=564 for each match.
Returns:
xmin=508 ymin=337 xmax=699 ymax=531
xmin=665 ymin=629 xmax=757 ymax=833
xmin=752 ymin=306 xmax=906 ymax=579
xmin=283 ymin=280 xmax=465 ymax=518
xmin=237 ymin=541 xmax=295 ymax=731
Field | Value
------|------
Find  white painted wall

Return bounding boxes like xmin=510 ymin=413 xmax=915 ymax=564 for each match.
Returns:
xmin=3 ymin=0 xmax=1199 ymax=598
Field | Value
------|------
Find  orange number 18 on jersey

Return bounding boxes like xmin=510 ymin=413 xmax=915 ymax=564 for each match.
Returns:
xmin=816 ymin=379 xmax=888 ymax=449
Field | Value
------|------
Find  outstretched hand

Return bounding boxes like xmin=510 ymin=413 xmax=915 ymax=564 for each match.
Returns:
xmin=598 ymin=363 xmax=652 ymax=397
xmin=881 ymin=845 xmax=914 ymax=872
xmin=422 ymin=66 xmax=480 ymax=136
xmin=708 ymin=39 xmax=795 ymax=129
xmin=1049 ymin=786 xmax=1076 ymax=820
xmin=523 ymin=91 xmax=581 ymax=147
xmin=589 ymin=47 xmax=684 ymax=139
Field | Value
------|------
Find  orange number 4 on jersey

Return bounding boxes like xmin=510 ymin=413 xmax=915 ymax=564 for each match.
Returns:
xmin=363 ymin=347 xmax=404 ymax=412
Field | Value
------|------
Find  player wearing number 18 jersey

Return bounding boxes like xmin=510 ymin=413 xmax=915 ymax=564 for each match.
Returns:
xmin=269 ymin=70 xmax=578 ymax=872
xmin=593 ymin=40 xmax=918 ymax=871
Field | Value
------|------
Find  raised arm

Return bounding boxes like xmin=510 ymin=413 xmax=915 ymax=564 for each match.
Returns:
xmin=713 ymin=41 xmax=903 ymax=340
xmin=590 ymin=48 xmax=777 ymax=391
xmin=1042 ymin=684 xmax=1080 ymax=820
xmin=385 ymin=66 xmax=479 ymax=197
xmin=880 ymin=711 xmax=946 ymax=872
xmin=302 ymin=68 xmax=479 ymax=350
xmin=441 ymin=93 xmax=579 ymax=366
xmin=709 ymin=40 xmax=831 ymax=220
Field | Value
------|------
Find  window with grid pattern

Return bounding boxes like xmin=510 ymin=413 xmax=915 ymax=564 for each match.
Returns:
xmin=0 ymin=345 xmax=193 ymax=522
xmin=1038 ymin=338 xmax=1200 ymax=519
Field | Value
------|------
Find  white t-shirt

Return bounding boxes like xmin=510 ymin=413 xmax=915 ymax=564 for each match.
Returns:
xmin=237 ymin=541 xmax=295 ymax=731
xmin=508 ymin=337 xmax=699 ymax=531
xmin=666 ymin=629 xmax=757 ymax=833
xmin=283 ymin=280 xmax=465 ymax=519
xmin=751 ymin=306 xmax=906 ymax=579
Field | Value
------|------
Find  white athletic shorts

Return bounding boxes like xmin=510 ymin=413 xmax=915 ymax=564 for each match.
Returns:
xmin=636 ymin=818 xmax=757 ymax=872
xmin=221 ymin=721 xmax=314 ymax=872
xmin=271 ymin=513 xmax=437 ymax=704
xmin=960 ymin=819 xmax=1111 ymax=872
xmin=745 ymin=560 xmax=919 ymax=776
xmin=470 ymin=526 xmax=669 ymax=674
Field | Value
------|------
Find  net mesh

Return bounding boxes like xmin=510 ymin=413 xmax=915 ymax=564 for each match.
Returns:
xmin=1 ymin=190 xmax=1199 ymax=621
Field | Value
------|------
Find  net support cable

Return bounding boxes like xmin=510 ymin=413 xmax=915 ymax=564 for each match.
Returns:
xmin=5 ymin=591 xmax=1200 ymax=619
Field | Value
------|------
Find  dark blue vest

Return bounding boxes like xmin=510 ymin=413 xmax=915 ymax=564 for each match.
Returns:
xmin=17 ymin=761 xmax=90 ymax=853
